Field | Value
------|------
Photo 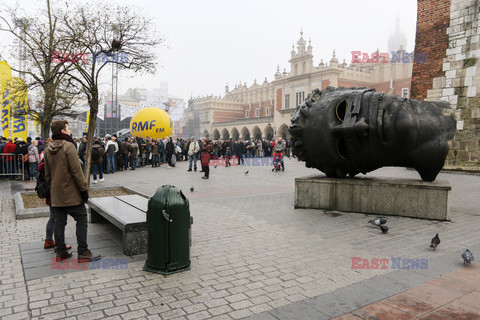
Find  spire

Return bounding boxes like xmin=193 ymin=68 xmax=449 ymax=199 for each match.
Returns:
xmin=275 ymin=65 xmax=282 ymax=80
xmin=388 ymin=11 xmax=407 ymax=53
xmin=330 ymin=50 xmax=338 ymax=68
xmin=318 ymin=59 xmax=325 ymax=68
xmin=297 ymin=29 xmax=307 ymax=54
xmin=291 ymin=43 xmax=296 ymax=57
xmin=225 ymin=82 xmax=229 ymax=94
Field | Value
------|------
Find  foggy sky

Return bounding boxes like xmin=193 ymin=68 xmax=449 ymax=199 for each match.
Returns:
xmin=0 ymin=0 xmax=418 ymax=102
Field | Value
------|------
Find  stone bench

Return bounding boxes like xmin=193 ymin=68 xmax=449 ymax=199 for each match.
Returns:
xmin=88 ymin=195 xmax=148 ymax=255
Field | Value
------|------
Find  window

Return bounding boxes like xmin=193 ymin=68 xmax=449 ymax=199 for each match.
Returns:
xmin=285 ymin=94 xmax=290 ymax=109
xmin=295 ymin=91 xmax=305 ymax=106
xmin=246 ymin=110 xmax=249 ymax=118
xmin=266 ymin=107 xmax=269 ymax=116
xmin=402 ymin=88 xmax=409 ymax=99
xmin=255 ymin=108 xmax=259 ymax=117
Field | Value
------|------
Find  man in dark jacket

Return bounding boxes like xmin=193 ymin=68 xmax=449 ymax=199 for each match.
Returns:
xmin=122 ymin=137 xmax=131 ymax=170
xmin=15 ymin=139 xmax=29 ymax=179
xmin=44 ymin=120 xmax=100 ymax=262
xmin=91 ymin=138 xmax=105 ymax=184
xmin=235 ymin=139 xmax=245 ymax=165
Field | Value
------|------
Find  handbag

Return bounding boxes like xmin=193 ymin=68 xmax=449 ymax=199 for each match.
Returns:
xmin=35 ymin=171 xmax=50 ymax=199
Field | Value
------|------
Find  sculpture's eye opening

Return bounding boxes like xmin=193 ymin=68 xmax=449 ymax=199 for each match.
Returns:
xmin=336 ymin=100 xmax=347 ymax=122
xmin=337 ymin=137 xmax=348 ymax=160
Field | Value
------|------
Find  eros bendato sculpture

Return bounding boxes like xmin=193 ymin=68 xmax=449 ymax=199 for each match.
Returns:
xmin=289 ymin=87 xmax=456 ymax=181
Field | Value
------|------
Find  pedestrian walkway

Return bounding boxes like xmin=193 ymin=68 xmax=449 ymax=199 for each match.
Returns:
xmin=0 ymin=158 xmax=479 ymax=319
xmin=334 ymin=265 xmax=480 ymax=320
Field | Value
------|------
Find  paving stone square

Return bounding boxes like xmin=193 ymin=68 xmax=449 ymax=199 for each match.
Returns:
xmin=1 ymin=158 xmax=480 ymax=319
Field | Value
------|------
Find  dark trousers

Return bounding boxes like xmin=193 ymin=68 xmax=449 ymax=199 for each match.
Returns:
xmin=52 ymin=204 xmax=88 ymax=255
xmin=130 ymin=157 xmax=137 ymax=170
xmin=202 ymin=165 xmax=210 ymax=178
xmin=123 ymin=154 xmax=129 ymax=170
xmin=237 ymin=154 xmax=244 ymax=165
xmin=92 ymin=163 xmax=103 ymax=180
xmin=152 ymin=155 xmax=159 ymax=167
xmin=46 ymin=206 xmax=54 ymax=241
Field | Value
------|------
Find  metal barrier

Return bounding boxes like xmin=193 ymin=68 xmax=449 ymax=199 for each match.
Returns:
xmin=0 ymin=153 xmax=25 ymax=180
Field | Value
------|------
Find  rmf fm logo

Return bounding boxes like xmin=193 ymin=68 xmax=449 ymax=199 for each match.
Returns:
xmin=131 ymin=120 xmax=165 ymax=133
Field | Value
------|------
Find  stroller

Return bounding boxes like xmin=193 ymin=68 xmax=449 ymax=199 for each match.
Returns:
xmin=272 ymin=152 xmax=284 ymax=172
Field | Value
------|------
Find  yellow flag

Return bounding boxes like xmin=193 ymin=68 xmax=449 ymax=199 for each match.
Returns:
xmin=0 ymin=61 xmax=11 ymax=138
xmin=86 ymin=110 xmax=90 ymax=132
xmin=11 ymin=77 xmax=28 ymax=141
xmin=34 ymin=118 xmax=41 ymax=136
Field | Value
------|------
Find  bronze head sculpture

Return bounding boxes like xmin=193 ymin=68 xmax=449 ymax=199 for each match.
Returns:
xmin=289 ymin=87 xmax=456 ymax=181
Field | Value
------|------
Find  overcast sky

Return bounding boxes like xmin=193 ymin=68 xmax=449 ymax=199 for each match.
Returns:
xmin=1 ymin=0 xmax=418 ymax=102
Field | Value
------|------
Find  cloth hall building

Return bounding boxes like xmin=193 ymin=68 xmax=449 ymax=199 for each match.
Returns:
xmin=180 ymin=30 xmax=413 ymax=141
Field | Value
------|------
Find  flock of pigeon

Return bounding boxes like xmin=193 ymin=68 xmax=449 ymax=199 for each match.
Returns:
xmin=190 ymin=182 xmax=474 ymax=266
xmin=368 ymin=218 xmax=475 ymax=265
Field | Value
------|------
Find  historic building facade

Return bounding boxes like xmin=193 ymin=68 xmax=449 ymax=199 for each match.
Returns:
xmin=181 ymin=30 xmax=413 ymax=141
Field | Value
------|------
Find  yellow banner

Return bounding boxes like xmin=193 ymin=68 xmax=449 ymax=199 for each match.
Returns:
xmin=0 ymin=61 xmax=11 ymax=138
xmin=11 ymin=77 xmax=28 ymax=141
xmin=34 ymin=118 xmax=41 ymax=136
xmin=85 ymin=110 xmax=90 ymax=132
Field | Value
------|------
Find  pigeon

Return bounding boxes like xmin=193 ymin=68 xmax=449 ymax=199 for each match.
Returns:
xmin=214 ymin=165 xmax=218 ymax=168
xmin=380 ymin=225 xmax=389 ymax=234
xmin=190 ymin=186 xmax=194 ymax=192
xmin=430 ymin=234 xmax=440 ymax=251
xmin=245 ymin=171 xmax=249 ymax=175
xmin=461 ymin=249 xmax=474 ymax=264
xmin=368 ymin=218 xmax=387 ymax=226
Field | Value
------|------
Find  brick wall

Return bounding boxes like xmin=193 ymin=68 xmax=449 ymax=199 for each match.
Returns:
xmin=213 ymin=110 xmax=244 ymax=122
xmin=411 ymin=0 xmax=452 ymax=101
xmin=338 ymin=79 xmax=412 ymax=97
xmin=276 ymin=89 xmax=283 ymax=110
xmin=321 ymin=79 xmax=331 ymax=90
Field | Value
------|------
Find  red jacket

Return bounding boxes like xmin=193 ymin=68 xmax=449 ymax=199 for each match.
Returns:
xmin=2 ymin=143 xmax=17 ymax=161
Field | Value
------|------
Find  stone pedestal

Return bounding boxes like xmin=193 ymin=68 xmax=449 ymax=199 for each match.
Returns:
xmin=295 ymin=176 xmax=451 ymax=221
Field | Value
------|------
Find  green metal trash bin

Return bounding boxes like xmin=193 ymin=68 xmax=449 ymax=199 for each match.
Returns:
xmin=144 ymin=185 xmax=191 ymax=275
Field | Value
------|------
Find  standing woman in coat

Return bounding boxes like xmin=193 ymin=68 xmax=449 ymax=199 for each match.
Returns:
xmin=201 ymin=139 xmax=212 ymax=179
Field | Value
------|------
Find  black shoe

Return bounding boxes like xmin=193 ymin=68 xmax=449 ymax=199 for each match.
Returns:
xmin=202 ymin=176 xmax=208 ymax=179
xmin=188 ymin=169 xmax=192 ymax=172
xmin=194 ymin=168 xmax=197 ymax=171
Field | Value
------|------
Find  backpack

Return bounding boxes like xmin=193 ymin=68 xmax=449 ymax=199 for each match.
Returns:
xmin=92 ymin=146 xmax=101 ymax=161
xmin=35 ymin=171 xmax=50 ymax=199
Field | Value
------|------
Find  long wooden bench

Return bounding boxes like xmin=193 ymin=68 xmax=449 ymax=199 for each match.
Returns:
xmin=88 ymin=195 xmax=148 ymax=256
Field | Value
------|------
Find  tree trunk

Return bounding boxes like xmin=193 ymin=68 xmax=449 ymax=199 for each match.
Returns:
xmin=83 ymin=101 xmax=98 ymax=188
xmin=41 ymin=82 xmax=55 ymax=140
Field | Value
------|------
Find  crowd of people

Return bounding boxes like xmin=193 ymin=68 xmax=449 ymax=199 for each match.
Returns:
xmin=0 ymin=132 xmax=293 ymax=182
xmin=0 ymin=119 xmax=293 ymax=262
xmin=76 ymin=135 xmax=292 ymax=180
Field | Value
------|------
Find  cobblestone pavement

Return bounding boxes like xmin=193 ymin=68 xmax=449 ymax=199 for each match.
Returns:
xmin=0 ymin=158 xmax=479 ymax=319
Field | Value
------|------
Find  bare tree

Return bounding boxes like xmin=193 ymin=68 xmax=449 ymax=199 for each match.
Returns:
xmin=60 ymin=3 xmax=162 ymax=182
xmin=0 ymin=0 xmax=79 ymax=139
